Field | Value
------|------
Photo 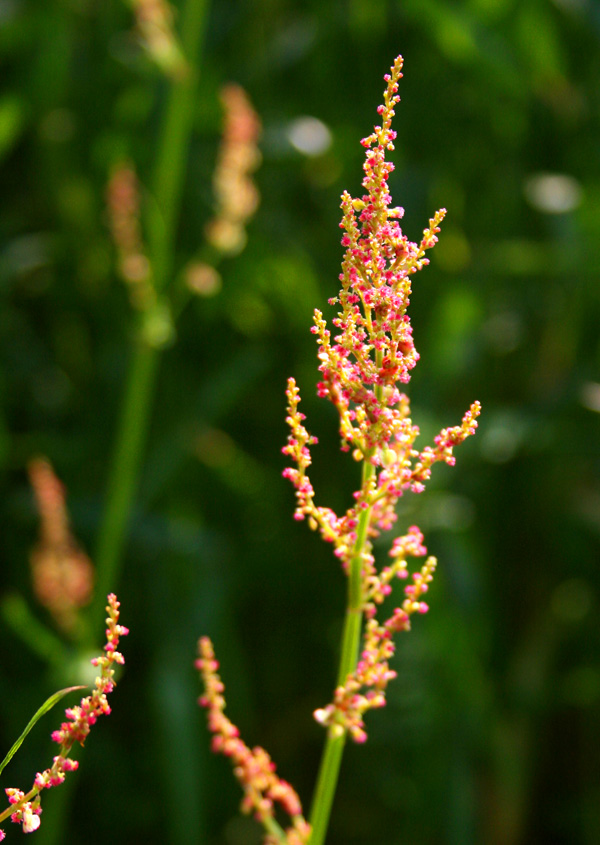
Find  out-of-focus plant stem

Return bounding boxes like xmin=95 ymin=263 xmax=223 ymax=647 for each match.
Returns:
xmin=308 ymin=458 xmax=376 ymax=845
xmin=90 ymin=0 xmax=209 ymax=638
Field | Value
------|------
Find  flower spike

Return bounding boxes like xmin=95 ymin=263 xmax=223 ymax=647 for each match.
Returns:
xmin=0 ymin=595 xmax=128 ymax=839
xmin=283 ymin=55 xmax=480 ymax=742
xmin=198 ymin=54 xmax=480 ymax=845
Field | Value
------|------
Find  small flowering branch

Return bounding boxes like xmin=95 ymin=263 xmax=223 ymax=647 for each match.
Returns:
xmin=313 ymin=530 xmax=436 ymax=744
xmin=184 ymin=82 xmax=262 ymax=299
xmin=204 ymin=83 xmax=262 ymax=256
xmin=196 ymin=638 xmax=311 ymax=845
xmin=106 ymin=162 xmax=157 ymax=314
xmin=282 ymin=56 xmax=480 ymax=844
xmin=0 ymin=594 xmax=128 ymax=840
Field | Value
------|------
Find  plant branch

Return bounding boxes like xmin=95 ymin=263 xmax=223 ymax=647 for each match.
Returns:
xmin=90 ymin=0 xmax=210 ymax=637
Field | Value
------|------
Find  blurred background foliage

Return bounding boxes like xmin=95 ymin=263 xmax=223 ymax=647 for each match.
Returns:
xmin=1 ymin=0 xmax=600 ymax=842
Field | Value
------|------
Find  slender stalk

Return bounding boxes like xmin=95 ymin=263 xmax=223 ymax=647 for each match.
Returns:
xmin=0 ymin=594 xmax=66 ymax=666
xmin=148 ymin=0 xmax=210 ymax=293
xmin=91 ymin=337 xmax=158 ymax=626
xmin=263 ymin=815 xmax=288 ymax=843
xmin=309 ymin=460 xmax=376 ymax=845
xmin=90 ymin=0 xmax=209 ymax=636
xmin=307 ymin=731 xmax=346 ymax=845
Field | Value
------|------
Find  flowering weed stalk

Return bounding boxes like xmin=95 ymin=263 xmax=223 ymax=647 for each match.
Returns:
xmin=198 ymin=55 xmax=480 ymax=844
xmin=0 ymin=595 xmax=128 ymax=840
xmin=90 ymin=0 xmax=210 ymax=637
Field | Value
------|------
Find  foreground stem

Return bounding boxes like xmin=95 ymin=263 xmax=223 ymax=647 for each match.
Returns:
xmin=309 ymin=460 xmax=375 ymax=845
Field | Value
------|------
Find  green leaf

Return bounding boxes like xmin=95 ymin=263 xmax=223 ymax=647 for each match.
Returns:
xmin=0 ymin=686 xmax=86 ymax=777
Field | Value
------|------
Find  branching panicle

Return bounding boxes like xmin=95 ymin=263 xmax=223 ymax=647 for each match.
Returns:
xmin=282 ymin=55 xmax=480 ymax=741
xmin=199 ymin=55 xmax=481 ymax=845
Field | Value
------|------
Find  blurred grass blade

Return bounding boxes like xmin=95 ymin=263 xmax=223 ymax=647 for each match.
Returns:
xmin=0 ymin=594 xmax=66 ymax=665
xmin=0 ymin=96 xmax=26 ymax=162
xmin=0 ymin=686 xmax=85 ymax=777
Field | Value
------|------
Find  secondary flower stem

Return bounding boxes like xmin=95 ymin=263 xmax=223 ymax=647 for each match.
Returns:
xmin=148 ymin=0 xmax=210 ymax=292
xmin=92 ymin=339 xmax=158 ymax=626
xmin=309 ymin=459 xmax=375 ymax=845
xmin=90 ymin=0 xmax=209 ymax=637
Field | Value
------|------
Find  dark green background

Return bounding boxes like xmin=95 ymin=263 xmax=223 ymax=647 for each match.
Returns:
xmin=1 ymin=0 xmax=600 ymax=842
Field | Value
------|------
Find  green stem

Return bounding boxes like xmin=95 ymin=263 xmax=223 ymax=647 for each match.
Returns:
xmin=0 ymin=594 xmax=66 ymax=665
xmin=307 ymin=730 xmax=347 ymax=845
xmin=149 ymin=0 xmax=210 ymax=294
xmin=309 ymin=460 xmax=376 ymax=845
xmin=90 ymin=0 xmax=209 ymax=637
xmin=263 ymin=815 xmax=288 ymax=843
xmin=91 ymin=336 xmax=158 ymax=630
